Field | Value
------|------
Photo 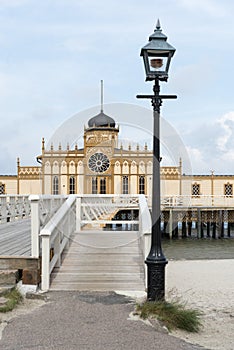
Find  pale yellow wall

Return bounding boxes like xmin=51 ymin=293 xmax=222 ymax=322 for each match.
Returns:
xmin=77 ymin=175 xmax=84 ymax=194
xmin=130 ymin=175 xmax=137 ymax=194
xmin=19 ymin=179 xmax=42 ymax=194
xmin=147 ymin=175 xmax=152 ymax=197
xmin=114 ymin=175 xmax=121 ymax=194
xmin=61 ymin=175 xmax=67 ymax=194
xmin=161 ymin=180 xmax=180 ymax=196
xmin=181 ymin=179 xmax=192 ymax=196
xmin=44 ymin=175 xmax=51 ymax=194
xmin=0 ymin=177 xmax=18 ymax=194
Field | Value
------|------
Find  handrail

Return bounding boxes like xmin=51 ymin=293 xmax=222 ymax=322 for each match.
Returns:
xmin=40 ymin=195 xmax=76 ymax=291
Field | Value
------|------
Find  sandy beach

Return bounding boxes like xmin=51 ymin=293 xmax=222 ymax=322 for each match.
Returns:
xmin=166 ymin=259 xmax=234 ymax=350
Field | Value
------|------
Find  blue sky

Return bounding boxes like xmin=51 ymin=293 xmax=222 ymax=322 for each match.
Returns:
xmin=1 ymin=0 xmax=234 ymax=175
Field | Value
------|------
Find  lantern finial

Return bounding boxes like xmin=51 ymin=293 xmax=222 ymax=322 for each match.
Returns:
xmin=155 ymin=19 xmax=161 ymax=31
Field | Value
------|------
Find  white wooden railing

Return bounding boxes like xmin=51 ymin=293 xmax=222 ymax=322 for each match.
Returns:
xmin=39 ymin=195 xmax=76 ymax=291
xmin=77 ymin=194 xmax=140 ymax=230
xmin=161 ymin=195 xmax=234 ymax=208
xmin=30 ymin=194 xmax=150 ymax=291
xmin=0 ymin=195 xmax=30 ymax=223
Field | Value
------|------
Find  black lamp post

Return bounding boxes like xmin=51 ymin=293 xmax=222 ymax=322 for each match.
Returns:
xmin=137 ymin=20 xmax=177 ymax=301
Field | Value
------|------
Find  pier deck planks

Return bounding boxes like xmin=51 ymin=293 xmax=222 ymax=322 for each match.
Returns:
xmin=0 ymin=219 xmax=31 ymax=256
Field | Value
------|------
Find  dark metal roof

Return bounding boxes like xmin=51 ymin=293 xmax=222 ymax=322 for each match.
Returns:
xmin=88 ymin=112 xmax=116 ymax=128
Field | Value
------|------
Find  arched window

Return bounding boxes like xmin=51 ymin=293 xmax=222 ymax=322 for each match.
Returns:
xmin=122 ymin=176 xmax=129 ymax=194
xmin=69 ymin=176 xmax=75 ymax=194
xmin=139 ymin=176 xmax=145 ymax=194
xmin=53 ymin=176 xmax=59 ymax=195
xmin=92 ymin=177 xmax=97 ymax=194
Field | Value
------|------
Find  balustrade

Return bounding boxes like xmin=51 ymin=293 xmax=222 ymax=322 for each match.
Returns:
xmin=0 ymin=195 xmax=30 ymax=223
xmin=161 ymin=195 xmax=234 ymax=208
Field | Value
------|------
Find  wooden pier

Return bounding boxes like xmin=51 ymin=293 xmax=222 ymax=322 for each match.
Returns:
xmin=162 ymin=208 xmax=234 ymax=239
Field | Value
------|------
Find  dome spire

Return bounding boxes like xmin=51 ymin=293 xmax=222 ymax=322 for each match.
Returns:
xmin=100 ymin=79 xmax=104 ymax=113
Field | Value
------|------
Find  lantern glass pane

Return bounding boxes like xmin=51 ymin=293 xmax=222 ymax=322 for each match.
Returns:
xmin=148 ymin=55 xmax=168 ymax=73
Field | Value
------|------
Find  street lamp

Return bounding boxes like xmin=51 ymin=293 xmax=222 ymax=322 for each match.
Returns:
xmin=137 ymin=20 xmax=177 ymax=301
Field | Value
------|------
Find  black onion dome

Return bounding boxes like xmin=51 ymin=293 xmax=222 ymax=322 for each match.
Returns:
xmin=88 ymin=112 xmax=116 ymax=128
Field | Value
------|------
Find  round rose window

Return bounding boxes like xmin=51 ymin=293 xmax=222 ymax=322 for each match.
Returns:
xmin=88 ymin=152 xmax=110 ymax=173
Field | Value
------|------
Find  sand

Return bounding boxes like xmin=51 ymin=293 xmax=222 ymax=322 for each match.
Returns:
xmin=166 ymin=259 xmax=234 ymax=350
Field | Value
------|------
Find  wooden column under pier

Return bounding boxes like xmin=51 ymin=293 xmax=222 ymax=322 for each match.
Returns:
xmin=161 ymin=207 xmax=234 ymax=239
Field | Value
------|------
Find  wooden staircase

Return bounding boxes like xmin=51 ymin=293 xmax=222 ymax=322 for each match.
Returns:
xmin=50 ymin=230 xmax=145 ymax=291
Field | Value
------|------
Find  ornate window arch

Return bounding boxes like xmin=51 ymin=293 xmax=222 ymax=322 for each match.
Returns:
xmin=52 ymin=161 xmax=59 ymax=174
xmin=122 ymin=161 xmax=129 ymax=174
xmin=139 ymin=161 xmax=145 ymax=174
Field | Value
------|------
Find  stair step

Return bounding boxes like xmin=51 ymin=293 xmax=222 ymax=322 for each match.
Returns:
xmin=50 ymin=282 xmax=145 ymax=291
xmin=50 ymin=230 xmax=145 ymax=291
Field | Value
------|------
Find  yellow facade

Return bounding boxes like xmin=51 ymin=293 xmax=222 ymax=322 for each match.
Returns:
xmin=1 ymin=111 xmax=234 ymax=198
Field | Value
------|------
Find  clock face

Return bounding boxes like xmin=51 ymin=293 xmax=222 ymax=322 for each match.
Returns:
xmin=88 ymin=152 xmax=110 ymax=173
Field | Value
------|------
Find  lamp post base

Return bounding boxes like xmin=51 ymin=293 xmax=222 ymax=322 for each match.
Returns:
xmin=145 ymin=259 xmax=168 ymax=301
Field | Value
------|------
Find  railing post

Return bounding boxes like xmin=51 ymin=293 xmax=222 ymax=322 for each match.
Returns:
xmin=76 ymin=196 xmax=81 ymax=232
xmin=29 ymin=195 xmax=40 ymax=257
xmin=138 ymin=195 xmax=152 ymax=290
xmin=40 ymin=230 xmax=50 ymax=291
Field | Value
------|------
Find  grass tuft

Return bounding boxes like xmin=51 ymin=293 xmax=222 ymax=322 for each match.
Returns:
xmin=0 ymin=288 xmax=23 ymax=313
xmin=136 ymin=300 xmax=202 ymax=333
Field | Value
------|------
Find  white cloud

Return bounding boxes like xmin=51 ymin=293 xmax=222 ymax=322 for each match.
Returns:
xmin=185 ymin=146 xmax=207 ymax=173
xmin=216 ymin=112 xmax=234 ymax=152
xmin=180 ymin=111 xmax=234 ymax=174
